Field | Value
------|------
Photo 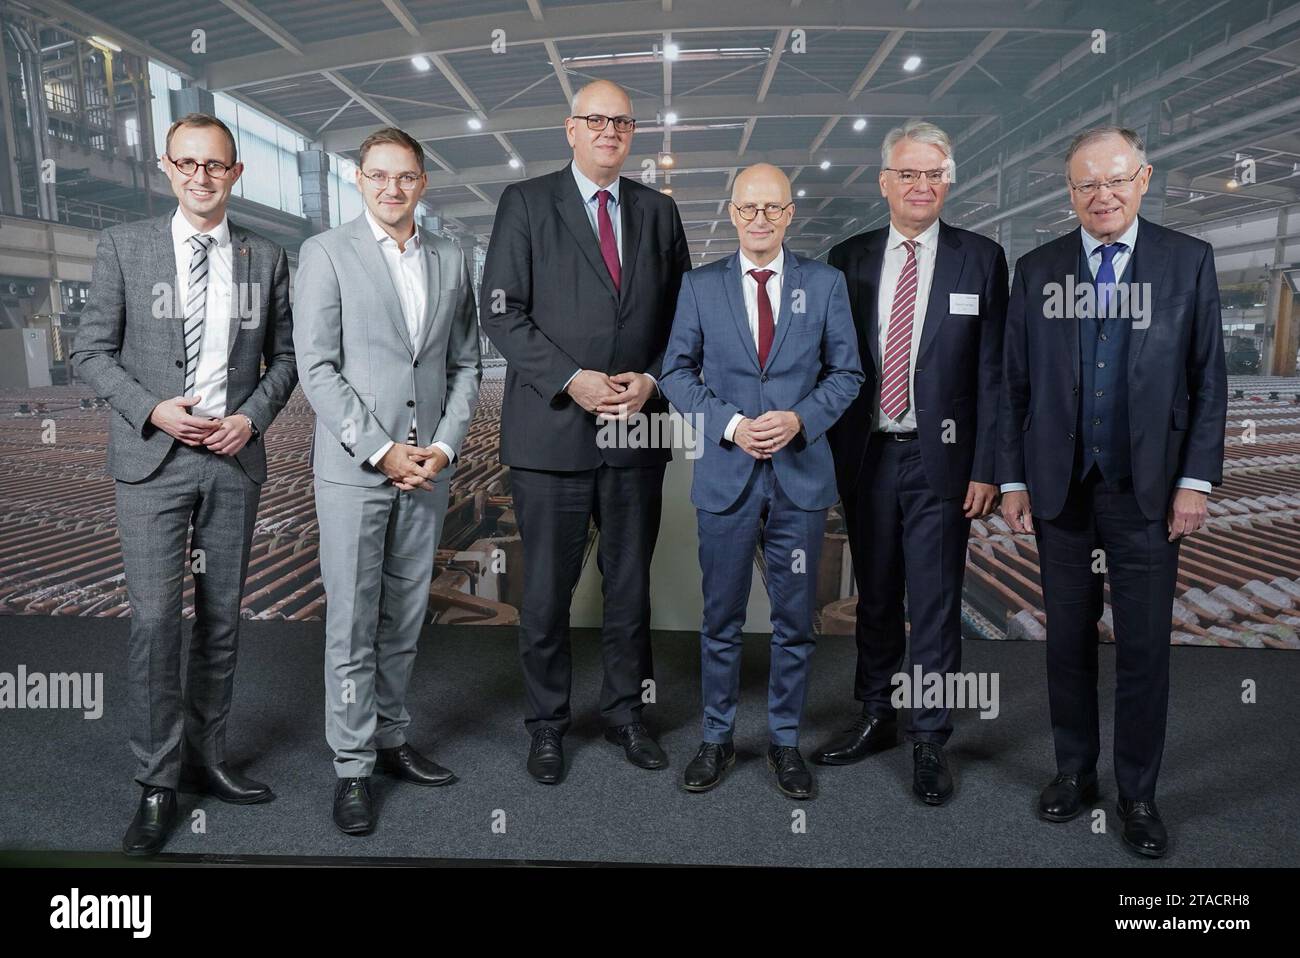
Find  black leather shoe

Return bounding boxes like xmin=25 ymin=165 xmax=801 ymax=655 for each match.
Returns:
xmin=682 ymin=741 xmax=735 ymax=792
xmin=527 ymin=727 xmax=564 ymax=784
xmin=1037 ymin=771 xmax=1099 ymax=822
xmin=376 ymin=744 xmax=457 ymax=786
xmin=604 ymin=723 xmax=668 ymax=769
xmin=767 ymin=745 xmax=814 ymax=799
xmin=812 ymin=711 xmax=898 ymax=765
xmin=912 ymin=742 xmax=954 ymax=805
xmin=333 ymin=777 xmax=374 ymax=835
xmin=1117 ymin=799 xmax=1168 ymax=858
xmin=122 ymin=785 xmax=177 ymax=857
xmin=179 ymin=762 xmax=275 ymax=804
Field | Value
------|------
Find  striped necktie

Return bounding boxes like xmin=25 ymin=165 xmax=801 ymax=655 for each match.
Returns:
xmin=880 ymin=239 xmax=918 ymax=421
xmin=183 ymin=233 xmax=215 ymax=395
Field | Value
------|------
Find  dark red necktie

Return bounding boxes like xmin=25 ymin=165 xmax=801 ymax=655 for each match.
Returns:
xmin=597 ymin=189 xmax=621 ymax=291
xmin=749 ymin=268 xmax=775 ymax=367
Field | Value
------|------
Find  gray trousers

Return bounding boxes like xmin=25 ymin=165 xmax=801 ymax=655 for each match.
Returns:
xmin=315 ymin=474 xmax=449 ymax=778
xmin=116 ymin=442 xmax=261 ymax=789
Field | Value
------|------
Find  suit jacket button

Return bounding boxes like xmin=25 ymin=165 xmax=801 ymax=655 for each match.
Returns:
xmin=228 ymin=366 xmax=236 ymax=373
xmin=413 ymin=360 xmax=420 ymax=367
xmin=1067 ymin=432 xmax=1075 ymax=441
xmin=406 ymin=400 xmax=415 ymax=408
xmin=175 ymin=360 xmax=183 ymax=368
xmin=760 ymin=374 xmax=768 ymax=383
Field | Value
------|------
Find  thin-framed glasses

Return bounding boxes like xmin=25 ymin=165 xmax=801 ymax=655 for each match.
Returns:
xmin=571 ymin=113 xmax=636 ymax=133
xmin=730 ymin=201 xmax=794 ymax=222
xmin=167 ymin=155 xmax=235 ymax=178
xmin=361 ymin=170 xmax=424 ymax=190
xmin=882 ymin=168 xmax=949 ymax=185
xmin=1069 ymin=165 xmax=1143 ymax=196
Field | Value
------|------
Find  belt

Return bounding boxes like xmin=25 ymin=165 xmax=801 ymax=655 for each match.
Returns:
xmin=875 ymin=430 xmax=919 ymax=442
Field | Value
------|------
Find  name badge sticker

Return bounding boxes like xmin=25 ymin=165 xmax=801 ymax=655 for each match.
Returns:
xmin=950 ymin=293 xmax=979 ymax=315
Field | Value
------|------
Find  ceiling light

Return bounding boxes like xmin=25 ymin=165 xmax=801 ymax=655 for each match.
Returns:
xmin=660 ymin=153 xmax=675 ymax=167
xmin=1226 ymin=178 xmax=1239 ymax=190
xmin=852 ymin=118 xmax=867 ymax=132
xmin=467 ymin=117 xmax=483 ymax=131
xmin=508 ymin=156 xmax=521 ymax=169
xmin=664 ymin=43 xmax=680 ymax=60
xmin=89 ymin=36 xmax=121 ymax=52
xmin=664 ymin=111 xmax=678 ymax=125
xmin=903 ymin=55 xmax=922 ymax=72
xmin=662 ymin=187 xmax=674 ymax=195
xmin=411 ymin=55 xmax=431 ymax=71
xmin=796 ymin=189 xmax=806 ymax=197
xmin=819 ymin=159 xmax=831 ymax=170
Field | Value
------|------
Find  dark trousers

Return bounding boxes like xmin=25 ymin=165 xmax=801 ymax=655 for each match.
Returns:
xmin=1035 ymin=468 xmax=1181 ymax=801
xmin=842 ymin=434 xmax=970 ymax=744
xmin=115 ymin=442 xmax=261 ymax=789
xmin=510 ymin=462 xmax=665 ymax=734
xmin=696 ymin=460 xmax=826 ymax=747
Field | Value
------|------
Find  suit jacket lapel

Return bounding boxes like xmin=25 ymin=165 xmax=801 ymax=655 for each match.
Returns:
xmin=724 ymin=253 xmax=761 ymax=372
xmin=227 ymin=222 xmax=250 ymax=356
xmin=1058 ymin=229 xmax=1084 ymax=391
xmin=861 ymin=231 xmax=887 ymax=370
xmin=555 ymin=165 xmax=618 ymax=300
xmin=917 ymin=222 xmax=964 ymax=363
xmin=349 ymin=214 xmax=413 ymax=354
xmin=414 ymin=231 xmax=441 ymax=356
xmin=617 ymin=183 xmax=642 ymax=304
xmin=764 ymin=246 xmax=799 ymax=369
xmin=150 ymin=214 xmax=180 ymax=355
xmin=1127 ymin=217 xmax=1167 ymax=375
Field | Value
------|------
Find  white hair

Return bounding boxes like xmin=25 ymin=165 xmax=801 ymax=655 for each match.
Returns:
xmin=1065 ymin=126 xmax=1148 ymax=172
xmin=880 ymin=119 xmax=955 ymax=176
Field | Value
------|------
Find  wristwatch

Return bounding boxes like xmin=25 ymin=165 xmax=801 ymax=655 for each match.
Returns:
xmin=240 ymin=414 xmax=260 ymax=442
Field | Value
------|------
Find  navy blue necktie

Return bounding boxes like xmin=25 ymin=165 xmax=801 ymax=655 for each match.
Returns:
xmin=1096 ymin=242 xmax=1125 ymax=318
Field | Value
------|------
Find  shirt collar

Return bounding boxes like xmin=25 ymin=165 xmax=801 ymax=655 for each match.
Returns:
xmin=1080 ymin=217 xmax=1139 ymax=257
xmin=171 ymin=206 xmax=230 ymax=247
xmin=364 ymin=207 xmax=420 ymax=250
xmin=886 ymin=218 xmax=940 ymax=252
xmin=739 ymin=246 xmax=784 ymax=278
xmin=571 ymin=162 xmax=620 ymax=205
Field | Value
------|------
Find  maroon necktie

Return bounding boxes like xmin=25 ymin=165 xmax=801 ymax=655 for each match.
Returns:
xmin=597 ymin=189 xmax=621 ymax=291
xmin=749 ymin=268 xmax=775 ymax=367
xmin=880 ymin=239 xmax=918 ymax=420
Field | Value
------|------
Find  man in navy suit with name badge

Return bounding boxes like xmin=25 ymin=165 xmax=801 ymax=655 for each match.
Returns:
xmin=661 ymin=163 xmax=863 ymax=799
xmin=998 ymin=127 xmax=1227 ymax=858
xmin=816 ymin=121 xmax=1008 ymax=806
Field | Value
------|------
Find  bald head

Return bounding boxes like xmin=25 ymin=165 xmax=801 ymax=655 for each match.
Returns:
xmin=566 ymin=79 xmax=634 ymax=186
xmin=729 ymin=163 xmax=795 ymax=266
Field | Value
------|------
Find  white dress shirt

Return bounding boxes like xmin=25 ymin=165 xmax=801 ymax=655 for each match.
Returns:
xmin=999 ymin=217 xmax=1210 ymax=495
xmin=172 ymin=208 xmax=233 ymax=420
xmin=363 ymin=208 xmax=455 ymax=469
xmin=723 ymin=248 xmax=786 ymax=442
xmin=874 ymin=218 xmax=940 ymax=432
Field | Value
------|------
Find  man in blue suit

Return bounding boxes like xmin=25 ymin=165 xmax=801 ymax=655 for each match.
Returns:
xmin=660 ymin=163 xmax=863 ymax=799
xmin=998 ymin=127 xmax=1227 ymax=858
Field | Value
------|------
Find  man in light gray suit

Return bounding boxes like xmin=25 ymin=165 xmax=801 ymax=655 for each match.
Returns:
xmin=294 ymin=127 xmax=482 ymax=836
xmin=70 ymin=113 xmax=298 ymax=856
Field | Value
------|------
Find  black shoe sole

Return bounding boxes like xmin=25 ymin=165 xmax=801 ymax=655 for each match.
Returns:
xmin=914 ymin=783 xmax=954 ymax=806
xmin=812 ymin=737 xmax=898 ymax=766
xmin=1120 ymin=833 xmax=1167 ymax=859
xmin=178 ymin=782 xmax=276 ymax=805
xmin=121 ymin=841 xmax=166 ymax=857
xmin=334 ymin=820 xmax=375 ymax=836
xmin=1037 ymin=784 xmax=1099 ymax=823
xmin=528 ymin=766 xmax=563 ymax=785
xmin=682 ymin=753 xmax=735 ymax=793
xmin=376 ymin=765 xmax=458 ymax=787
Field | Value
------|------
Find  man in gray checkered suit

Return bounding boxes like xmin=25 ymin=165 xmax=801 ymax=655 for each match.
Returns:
xmin=70 ymin=113 xmax=297 ymax=857
xmin=294 ymin=127 xmax=482 ymax=836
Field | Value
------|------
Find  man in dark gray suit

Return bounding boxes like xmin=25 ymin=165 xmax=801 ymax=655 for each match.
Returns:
xmin=295 ymin=127 xmax=482 ymax=836
xmin=71 ymin=113 xmax=298 ymax=856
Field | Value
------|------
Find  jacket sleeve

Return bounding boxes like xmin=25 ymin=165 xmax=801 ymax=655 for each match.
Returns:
xmin=233 ymin=244 xmax=298 ymax=435
xmin=1178 ymin=242 xmax=1228 ymax=486
xmin=430 ymin=251 xmax=484 ymax=457
xmin=659 ymin=271 xmax=744 ymax=446
xmin=970 ymin=244 xmax=1009 ymax=484
xmin=791 ymin=271 xmax=865 ymax=442
xmin=996 ymin=256 xmax=1032 ymax=488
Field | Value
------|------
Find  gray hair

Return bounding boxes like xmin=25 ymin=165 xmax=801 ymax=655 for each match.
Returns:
xmin=880 ymin=119 xmax=955 ymax=175
xmin=1065 ymin=126 xmax=1147 ymax=172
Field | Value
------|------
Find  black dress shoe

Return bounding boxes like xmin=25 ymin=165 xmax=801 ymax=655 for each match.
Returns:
xmin=604 ymin=723 xmax=668 ymax=769
xmin=527 ymin=727 xmax=564 ymax=784
xmin=1117 ymin=799 xmax=1168 ymax=858
xmin=767 ymin=745 xmax=814 ymax=799
xmin=376 ymin=744 xmax=457 ymax=786
xmin=122 ymin=785 xmax=177 ymax=857
xmin=1037 ymin=771 xmax=1099 ymax=822
xmin=333 ymin=777 xmax=374 ymax=835
xmin=912 ymin=742 xmax=954 ymax=805
xmin=683 ymin=741 xmax=735 ymax=792
xmin=812 ymin=711 xmax=898 ymax=765
xmin=179 ymin=762 xmax=274 ymax=804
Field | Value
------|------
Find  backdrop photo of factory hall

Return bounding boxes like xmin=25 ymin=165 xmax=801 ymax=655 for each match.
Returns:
xmin=1 ymin=0 xmax=1299 ymax=654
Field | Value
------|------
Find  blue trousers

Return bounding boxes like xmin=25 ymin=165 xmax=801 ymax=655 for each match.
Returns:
xmin=696 ymin=461 xmax=826 ymax=747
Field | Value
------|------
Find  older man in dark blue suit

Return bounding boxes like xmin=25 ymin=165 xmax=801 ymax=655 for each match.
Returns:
xmin=998 ymin=127 xmax=1227 ymax=858
xmin=661 ymin=163 xmax=863 ymax=799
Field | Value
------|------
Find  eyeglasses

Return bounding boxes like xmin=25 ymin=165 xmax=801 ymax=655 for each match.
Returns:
xmin=167 ymin=155 xmax=236 ymax=178
xmin=571 ymin=114 xmax=636 ymax=133
xmin=882 ymin=168 xmax=949 ymax=185
xmin=361 ymin=170 xmax=424 ymax=190
xmin=1069 ymin=165 xmax=1144 ymax=196
xmin=730 ymin=201 xmax=794 ymax=222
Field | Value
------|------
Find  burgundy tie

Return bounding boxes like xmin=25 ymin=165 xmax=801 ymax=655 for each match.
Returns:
xmin=597 ymin=189 xmax=621 ymax=291
xmin=880 ymin=240 xmax=918 ymax=421
xmin=749 ymin=268 xmax=775 ymax=368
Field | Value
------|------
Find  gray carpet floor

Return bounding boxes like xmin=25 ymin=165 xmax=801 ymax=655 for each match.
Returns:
xmin=1 ymin=615 xmax=1296 ymax=867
